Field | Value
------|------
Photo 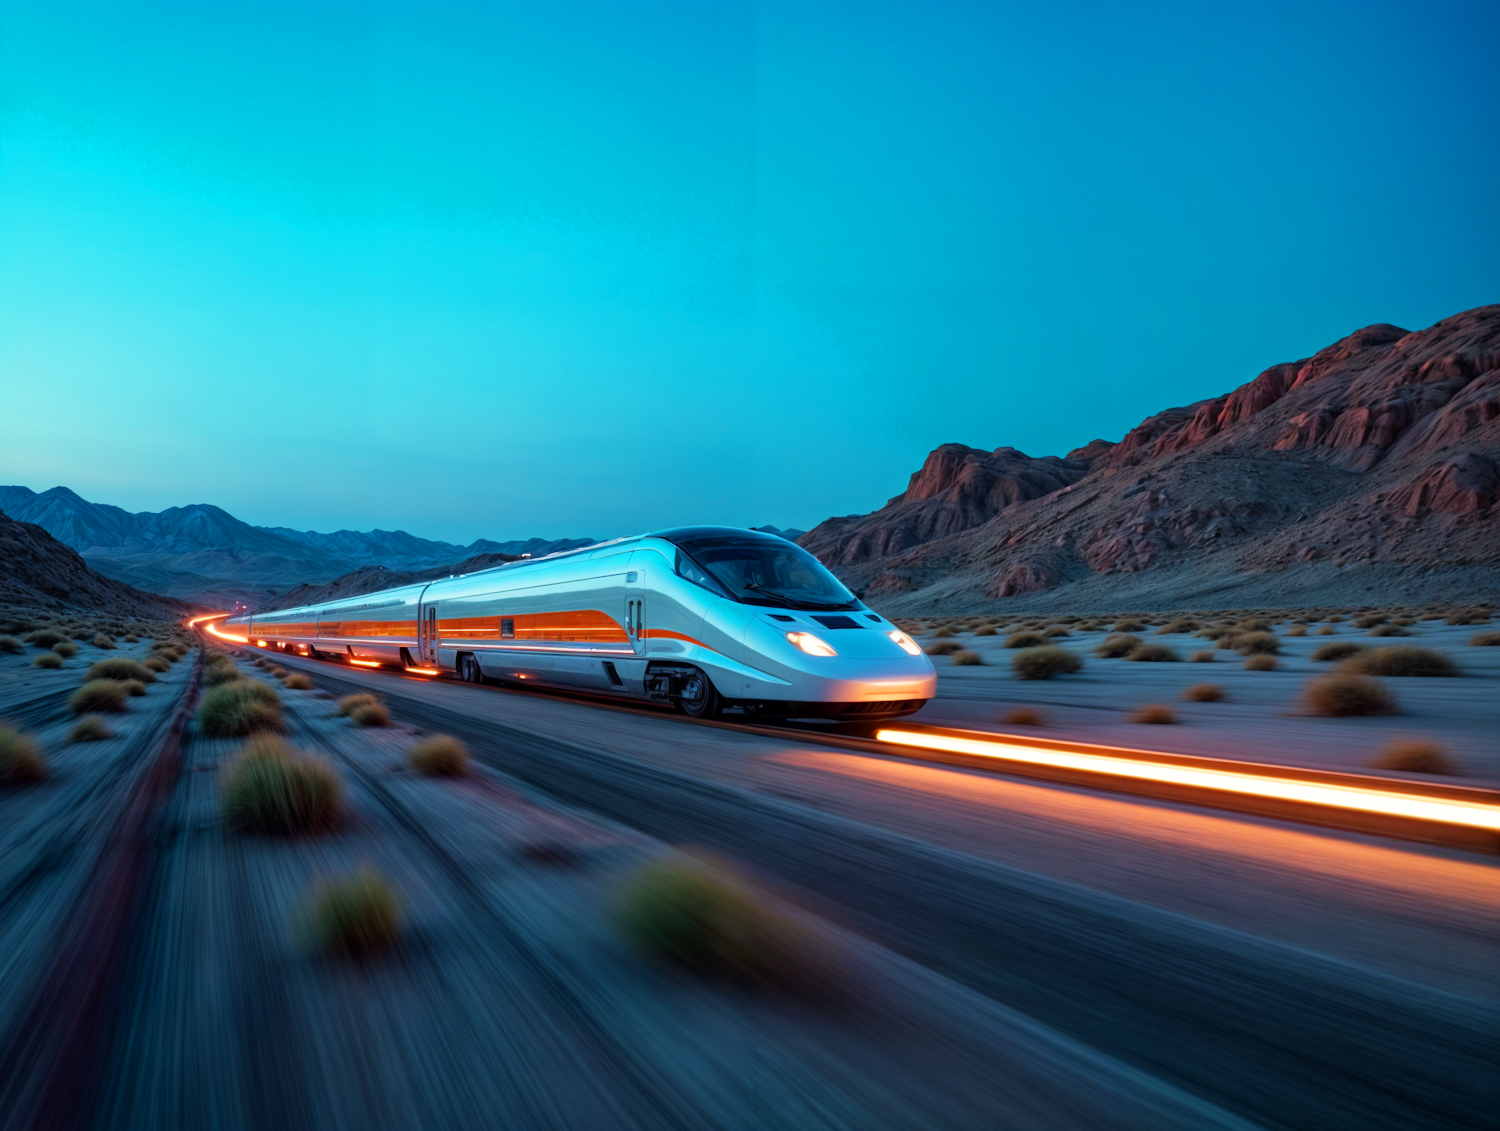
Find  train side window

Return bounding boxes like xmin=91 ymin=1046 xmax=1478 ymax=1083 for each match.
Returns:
xmin=501 ymin=618 xmax=514 ymax=638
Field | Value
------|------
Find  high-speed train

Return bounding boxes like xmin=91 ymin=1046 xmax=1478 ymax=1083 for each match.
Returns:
xmin=211 ymin=527 xmax=935 ymax=720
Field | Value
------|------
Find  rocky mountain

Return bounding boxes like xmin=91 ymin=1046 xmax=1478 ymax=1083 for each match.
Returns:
xmin=0 ymin=510 xmax=192 ymax=618
xmin=801 ymin=304 xmax=1500 ymax=611
xmin=0 ymin=486 xmax=593 ymax=606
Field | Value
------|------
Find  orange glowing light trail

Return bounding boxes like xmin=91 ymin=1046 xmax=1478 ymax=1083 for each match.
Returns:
xmin=405 ymin=667 xmax=440 ymax=675
xmin=203 ymin=619 xmax=249 ymax=644
xmin=349 ymin=658 xmax=382 ymax=667
xmin=874 ymin=729 xmax=1500 ymax=832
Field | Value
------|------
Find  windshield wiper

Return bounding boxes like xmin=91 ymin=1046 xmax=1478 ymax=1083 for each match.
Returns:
xmin=742 ymin=583 xmax=854 ymax=611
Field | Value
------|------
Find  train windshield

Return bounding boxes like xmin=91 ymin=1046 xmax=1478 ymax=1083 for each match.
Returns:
xmin=671 ymin=535 xmax=857 ymax=611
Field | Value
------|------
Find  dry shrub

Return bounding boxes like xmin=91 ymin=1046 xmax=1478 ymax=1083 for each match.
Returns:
xmin=933 ymin=626 xmax=956 ymax=638
xmin=284 ymin=672 xmax=314 ymax=690
xmin=1314 ymin=626 xmax=1336 ymax=636
xmin=1368 ymin=624 xmax=1410 ymax=637
xmin=205 ymin=651 xmax=231 ymax=668
xmin=199 ymin=681 xmax=283 ymax=736
xmin=1190 ymin=650 xmax=1216 ymax=663
xmin=337 ymin=693 xmax=377 ymax=716
xmin=205 ymin=663 xmax=245 ymax=687
xmin=974 ymin=625 xmax=998 ymax=636
xmin=926 ymin=640 xmax=963 ymax=656
xmin=122 ymin=678 xmax=147 ymax=697
xmin=1243 ymin=654 xmax=1278 ymax=671
xmin=951 ymin=649 xmax=984 ymax=666
xmin=1443 ymin=607 xmax=1491 ymax=626
xmin=615 ymin=851 xmax=836 ymax=992
xmin=92 ymin=633 xmax=117 ymax=650
xmin=124 ymin=634 xmax=138 ymax=643
xmin=1154 ymin=619 xmax=1198 ymax=635
xmin=0 ymin=636 xmax=21 ymax=654
xmin=1304 ymin=675 xmax=1394 ymax=716
xmin=1312 ymin=641 xmax=1367 ymax=662
xmin=351 ymin=701 xmax=390 ymax=727
xmin=53 ymin=642 xmax=78 ymax=659
xmin=0 ymin=726 xmax=46 ymax=784
xmin=32 ymin=652 xmax=63 ymax=669
xmin=1011 ymin=645 xmax=1082 ymax=680
xmin=1042 ymin=625 xmax=1070 ymax=638
xmin=1470 ymin=632 xmax=1500 ymax=647
xmin=70 ymin=715 xmax=112 ymax=742
xmin=70 ymin=679 xmax=128 ymax=714
xmin=1231 ymin=631 xmax=1280 ymax=655
xmin=1001 ymin=707 xmax=1045 ymax=726
xmin=86 ymin=658 xmax=156 ymax=684
xmin=1338 ymin=647 xmax=1457 ymax=678
xmin=1372 ymin=739 xmax=1458 ymax=776
xmin=1125 ymin=643 xmax=1178 ymax=662
xmin=410 ymin=735 xmax=469 ymax=776
xmin=1183 ymin=683 xmax=1224 ymax=702
xmin=1004 ymin=631 xmax=1047 ymax=649
xmin=1112 ymin=619 xmax=1147 ymax=633
xmin=1327 ymin=614 xmax=1345 ymax=623
xmin=308 ymin=870 xmax=400 ymax=958
xmin=1130 ymin=704 xmax=1177 ymax=724
xmin=1237 ymin=618 xmax=1271 ymax=632
xmin=1095 ymin=633 xmax=1142 ymax=658
xmin=1284 ymin=624 xmax=1307 ymax=637
xmin=1353 ymin=614 xmax=1387 ymax=629
xmin=26 ymin=629 xmax=66 ymax=649
xmin=221 ymin=735 xmax=341 ymax=834
xmin=142 ymin=656 xmax=171 ymax=673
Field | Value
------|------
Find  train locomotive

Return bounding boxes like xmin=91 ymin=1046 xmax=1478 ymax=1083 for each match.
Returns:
xmin=212 ymin=526 xmax=935 ymax=720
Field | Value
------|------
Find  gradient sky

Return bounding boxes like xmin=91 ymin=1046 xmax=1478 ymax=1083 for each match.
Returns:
xmin=2 ymin=1 xmax=1497 ymax=544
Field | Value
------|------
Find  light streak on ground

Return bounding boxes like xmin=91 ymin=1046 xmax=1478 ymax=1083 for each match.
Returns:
xmin=202 ymin=617 xmax=249 ymax=644
xmin=349 ymin=658 xmax=382 ymax=667
xmin=875 ymin=729 xmax=1500 ymax=833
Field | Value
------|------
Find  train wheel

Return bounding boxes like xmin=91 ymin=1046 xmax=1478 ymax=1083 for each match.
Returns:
xmin=675 ymin=669 xmax=722 ymax=719
xmin=459 ymin=654 xmax=483 ymax=683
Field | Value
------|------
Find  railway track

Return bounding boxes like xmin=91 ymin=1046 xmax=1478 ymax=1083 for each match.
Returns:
xmin=271 ymin=649 xmax=1494 ymax=1131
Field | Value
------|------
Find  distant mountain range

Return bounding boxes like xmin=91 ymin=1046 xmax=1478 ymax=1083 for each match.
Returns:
xmin=803 ymin=303 xmax=1500 ymax=610
xmin=0 ymin=485 xmax=595 ymax=606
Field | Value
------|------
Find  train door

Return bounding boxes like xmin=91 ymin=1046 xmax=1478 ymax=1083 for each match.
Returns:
xmin=419 ymin=606 xmax=439 ymax=665
xmin=625 ymin=577 xmax=645 ymax=655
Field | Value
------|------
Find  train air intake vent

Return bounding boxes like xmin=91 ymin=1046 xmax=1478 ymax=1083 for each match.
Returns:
xmin=811 ymin=615 xmax=862 ymax=630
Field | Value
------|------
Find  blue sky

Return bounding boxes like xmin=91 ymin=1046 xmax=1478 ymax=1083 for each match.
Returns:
xmin=2 ymin=0 xmax=1496 ymax=543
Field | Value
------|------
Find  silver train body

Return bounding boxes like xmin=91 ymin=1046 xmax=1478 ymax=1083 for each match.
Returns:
xmin=215 ymin=526 xmax=935 ymax=720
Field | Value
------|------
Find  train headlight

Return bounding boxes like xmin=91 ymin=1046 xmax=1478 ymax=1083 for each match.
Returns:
xmin=886 ymin=629 xmax=922 ymax=656
xmin=786 ymin=631 xmax=837 ymax=657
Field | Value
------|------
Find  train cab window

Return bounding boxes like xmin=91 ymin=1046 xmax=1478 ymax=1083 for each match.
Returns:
xmin=675 ymin=552 xmax=725 ymax=595
xmin=500 ymin=618 xmax=514 ymax=638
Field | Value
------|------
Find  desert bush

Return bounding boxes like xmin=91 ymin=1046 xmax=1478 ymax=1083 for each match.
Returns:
xmin=1353 ymin=614 xmax=1387 ymax=629
xmin=1284 ymin=624 xmax=1307 ymax=637
xmin=350 ymin=701 xmax=390 ymax=727
xmin=1368 ymin=624 xmax=1410 ymax=637
xmin=91 ymin=633 xmax=116 ymax=650
xmin=1243 ymin=654 xmax=1278 ymax=671
xmin=284 ymin=672 xmax=314 ymax=690
xmin=1094 ymin=633 xmax=1142 ymax=658
xmin=1130 ymin=704 xmax=1176 ymax=724
xmin=410 ymin=734 xmax=469 ymax=776
xmin=1004 ymin=631 xmax=1047 ymax=649
xmin=221 ymin=735 xmax=340 ymax=834
xmin=926 ymin=640 xmax=963 ymax=656
xmin=1112 ymin=620 xmax=1147 ymax=633
xmin=142 ymin=656 xmax=171 ymax=673
xmin=86 ymin=658 xmax=156 ymax=684
xmin=70 ymin=715 xmax=113 ymax=742
xmin=1372 ymin=739 xmax=1457 ymax=776
xmin=1190 ymin=650 xmax=1215 ymax=662
xmin=1443 ymin=607 xmax=1491 ymax=626
xmin=1392 ymin=616 xmax=1416 ymax=627
xmin=1313 ymin=641 xmax=1366 ymax=662
xmin=1314 ymin=626 xmax=1336 ymax=636
xmin=1339 ymin=647 xmax=1457 ymax=678
xmin=308 ymin=870 xmax=400 ymax=958
xmin=337 ymin=693 xmax=377 ymax=716
xmin=122 ymin=678 xmax=147 ymax=696
xmin=69 ymin=626 xmax=94 ymax=641
xmin=1001 ymin=707 xmax=1045 ymax=726
xmin=205 ymin=650 xmax=231 ymax=668
xmin=1304 ymin=674 xmax=1394 ymax=716
xmin=199 ymin=681 xmax=283 ymax=736
xmin=1470 ymin=631 xmax=1500 ymax=647
xmin=1231 ymin=631 xmax=1280 ymax=655
xmin=0 ymin=727 xmax=46 ymax=784
xmin=0 ymin=636 xmax=20 ymax=654
xmin=974 ymin=625 xmax=997 ymax=636
xmin=26 ymin=629 xmax=66 ymax=649
xmin=208 ymin=663 xmax=250 ymax=688
xmin=950 ymin=649 xmax=983 ymax=666
xmin=70 ymin=680 xmax=128 ymax=714
xmin=124 ymin=634 xmax=138 ymax=643
xmin=1011 ymin=646 xmax=1082 ymax=680
xmin=1237 ymin=618 xmax=1271 ymax=632
xmin=1042 ymin=625 xmax=1070 ymax=638
xmin=933 ymin=626 xmax=956 ymax=638
xmin=1183 ymin=683 xmax=1224 ymax=702
xmin=53 ymin=641 xmax=78 ymax=659
xmin=1327 ymin=614 xmax=1344 ymax=623
xmin=269 ymin=666 xmax=288 ymax=679
xmin=615 ymin=851 xmax=831 ymax=989
xmin=32 ymin=652 xmax=63 ymax=669
xmin=1154 ymin=619 xmax=1198 ymax=635
xmin=1125 ymin=643 xmax=1178 ymax=662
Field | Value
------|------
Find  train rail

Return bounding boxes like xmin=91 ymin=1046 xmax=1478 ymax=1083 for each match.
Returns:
xmin=242 ymin=638 xmax=1500 ymax=854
